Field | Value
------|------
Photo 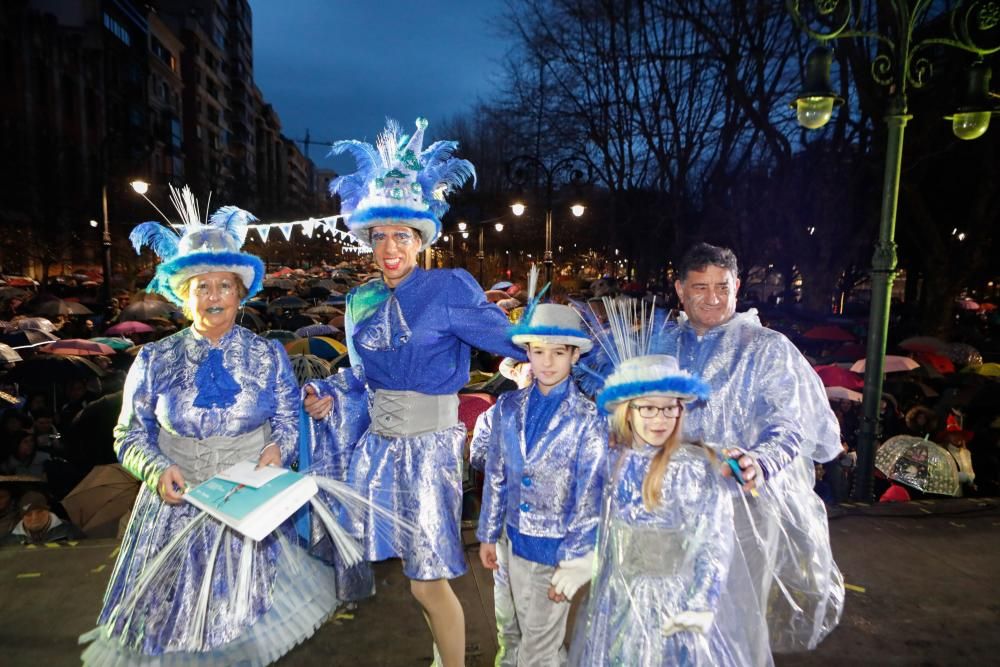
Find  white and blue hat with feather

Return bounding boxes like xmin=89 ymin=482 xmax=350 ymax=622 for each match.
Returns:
xmin=585 ymin=297 xmax=710 ymax=414
xmin=328 ymin=117 xmax=476 ymax=251
xmin=129 ymin=185 xmax=264 ymax=307
xmin=508 ymin=265 xmax=593 ymax=352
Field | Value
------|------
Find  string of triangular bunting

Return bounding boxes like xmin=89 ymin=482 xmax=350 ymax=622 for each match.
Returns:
xmin=168 ymin=214 xmax=360 ymax=246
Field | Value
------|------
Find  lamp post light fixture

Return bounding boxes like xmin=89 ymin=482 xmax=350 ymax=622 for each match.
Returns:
xmin=506 ymin=155 xmax=590 ymax=286
xmin=788 ymin=0 xmax=1000 ymax=501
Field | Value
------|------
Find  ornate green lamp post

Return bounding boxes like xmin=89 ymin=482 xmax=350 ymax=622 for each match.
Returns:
xmin=786 ymin=0 xmax=1000 ymax=500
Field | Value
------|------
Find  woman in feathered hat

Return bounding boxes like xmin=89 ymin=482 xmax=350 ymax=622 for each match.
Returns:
xmin=80 ymin=187 xmax=342 ymax=665
xmin=303 ymin=118 xmax=525 ymax=666
xmin=570 ymin=298 xmax=771 ymax=666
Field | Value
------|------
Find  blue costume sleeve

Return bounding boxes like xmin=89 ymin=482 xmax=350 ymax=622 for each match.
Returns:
xmin=446 ymin=270 xmax=527 ymax=361
xmin=303 ymin=366 xmax=371 ymax=481
xmin=267 ymin=339 xmax=301 ymax=466
xmin=557 ymin=411 xmax=607 ymax=561
xmin=469 ymin=404 xmax=495 ymax=472
xmin=113 ymin=345 xmax=173 ymax=492
xmin=344 ymin=290 xmax=363 ymax=370
xmin=477 ymin=399 xmax=508 ymax=545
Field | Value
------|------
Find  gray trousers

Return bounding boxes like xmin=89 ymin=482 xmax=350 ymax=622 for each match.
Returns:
xmin=493 ymin=533 xmax=569 ymax=667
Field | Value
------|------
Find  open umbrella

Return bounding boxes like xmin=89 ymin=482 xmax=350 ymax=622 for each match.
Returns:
xmin=284 ymin=336 xmax=347 ymax=360
xmin=268 ymin=296 xmax=309 ymax=311
xmin=0 ymin=286 xmax=32 ymax=300
xmin=41 ymin=339 xmax=115 ymax=356
xmin=490 ymin=281 xmax=514 ymax=291
xmin=946 ymin=342 xmax=982 ymax=368
xmin=0 ymin=343 xmax=22 ymax=363
xmin=89 ymin=337 xmax=136 ymax=352
xmin=33 ymin=299 xmax=94 ymax=316
xmin=875 ymin=435 xmax=960 ymax=496
xmin=825 ymin=386 xmax=863 ymax=402
xmin=294 ymin=323 xmax=340 ymax=338
xmin=105 ymin=321 xmax=154 ymax=335
xmin=13 ymin=317 xmax=55 ymax=333
xmin=899 ymin=336 xmax=949 ymax=354
xmin=244 ymin=299 xmax=268 ymax=311
xmin=822 ymin=342 xmax=867 ymax=363
xmin=913 ymin=351 xmax=955 ymax=375
xmin=4 ymin=354 xmax=106 ymax=385
xmin=956 ymin=298 xmax=979 ymax=311
xmin=263 ymin=278 xmax=297 ymax=290
xmin=60 ymin=464 xmax=140 ymax=536
xmin=813 ymin=364 xmax=863 ymax=390
xmin=235 ymin=308 xmax=265 ymax=331
xmin=119 ymin=300 xmax=178 ymax=321
xmin=0 ymin=329 xmax=58 ymax=348
xmin=850 ymin=356 xmax=920 ymax=373
xmin=803 ymin=325 xmax=855 ymax=341
xmin=973 ymin=363 xmax=1000 ymax=377
xmin=305 ymin=304 xmax=342 ymax=317
xmin=287 ymin=353 xmax=332 ymax=385
xmin=263 ymin=329 xmax=300 ymax=344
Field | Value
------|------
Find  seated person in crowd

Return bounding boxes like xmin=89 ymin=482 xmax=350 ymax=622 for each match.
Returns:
xmin=2 ymin=491 xmax=83 ymax=545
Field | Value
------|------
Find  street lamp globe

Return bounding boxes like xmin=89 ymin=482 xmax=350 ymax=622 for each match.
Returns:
xmin=510 ymin=202 xmax=526 ymax=216
xmin=458 ymin=221 xmax=467 ymax=231
xmin=494 ymin=222 xmax=504 ymax=232
xmin=442 ymin=234 xmax=450 ymax=242
xmin=570 ymin=203 xmax=585 ymax=217
xmin=89 ymin=219 xmax=99 ymax=228
xmin=130 ymin=180 xmax=150 ymax=195
xmin=950 ymin=111 xmax=992 ymax=140
xmin=796 ymin=96 xmax=837 ymax=129
xmin=461 ymin=232 xmax=469 ymax=239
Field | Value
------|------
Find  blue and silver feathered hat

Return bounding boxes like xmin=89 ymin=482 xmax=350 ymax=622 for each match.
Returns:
xmin=587 ymin=297 xmax=710 ymax=413
xmin=129 ymin=185 xmax=264 ymax=307
xmin=328 ymin=117 xmax=476 ymax=251
xmin=508 ymin=265 xmax=593 ymax=352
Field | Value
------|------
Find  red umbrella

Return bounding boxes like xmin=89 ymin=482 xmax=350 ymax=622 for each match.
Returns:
xmin=105 ymin=321 xmax=155 ymax=335
xmin=803 ymin=325 xmax=855 ymax=342
xmin=914 ymin=351 xmax=955 ymax=375
xmin=41 ymin=339 xmax=115 ymax=356
xmin=823 ymin=341 xmax=867 ymax=363
xmin=814 ymin=364 xmax=863 ymax=390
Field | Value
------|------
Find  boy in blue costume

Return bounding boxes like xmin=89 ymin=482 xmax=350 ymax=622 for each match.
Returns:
xmin=477 ymin=300 xmax=607 ymax=666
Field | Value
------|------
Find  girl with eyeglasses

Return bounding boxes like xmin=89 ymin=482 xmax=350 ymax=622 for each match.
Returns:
xmin=571 ymin=335 xmax=772 ymax=665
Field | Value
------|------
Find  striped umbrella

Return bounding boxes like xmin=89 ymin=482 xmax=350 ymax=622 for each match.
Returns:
xmin=284 ymin=336 xmax=347 ymax=360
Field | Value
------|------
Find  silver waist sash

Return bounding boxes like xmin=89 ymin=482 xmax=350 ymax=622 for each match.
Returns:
xmin=369 ymin=389 xmax=459 ymax=437
xmin=608 ymin=520 xmax=692 ymax=580
xmin=158 ymin=423 xmax=271 ymax=484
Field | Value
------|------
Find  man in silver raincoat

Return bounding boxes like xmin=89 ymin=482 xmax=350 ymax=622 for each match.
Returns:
xmin=654 ymin=242 xmax=845 ymax=656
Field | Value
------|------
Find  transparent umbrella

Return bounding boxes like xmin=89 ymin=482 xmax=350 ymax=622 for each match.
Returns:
xmin=875 ymin=435 xmax=960 ymax=497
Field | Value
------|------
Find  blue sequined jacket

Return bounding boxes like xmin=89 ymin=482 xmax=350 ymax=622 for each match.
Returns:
xmin=477 ymin=380 xmax=607 ymax=564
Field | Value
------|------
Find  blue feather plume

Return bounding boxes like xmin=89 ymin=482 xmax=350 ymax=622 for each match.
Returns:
xmin=329 ymin=139 xmax=382 ymax=211
xmin=129 ymin=221 xmax=180 ymax=260
xmin=417 ymin=158 xmax=477 ymax=217
xmin=208 ymin=205 xmax=257 ymax=246
xmin=419 ymin=140 xmax=458 ymax=165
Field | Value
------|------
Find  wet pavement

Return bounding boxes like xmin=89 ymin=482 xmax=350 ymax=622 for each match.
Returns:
xmin=2 ymin=499 xmax=998 ymax=666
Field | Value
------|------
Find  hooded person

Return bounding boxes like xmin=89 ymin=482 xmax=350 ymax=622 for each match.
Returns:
xmin=80 ymin=186 xmax=360 ymax=666
xmin=2 ymin=490 xmax=83 ymax=545
xmin=302 ymin=118 xmax=526 ymax=667
xmin=570 ymin=298 xmax=771 ymax=666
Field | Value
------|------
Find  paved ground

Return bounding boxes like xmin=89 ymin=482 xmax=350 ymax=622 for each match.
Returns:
xmin=2 ymin=499 xmax=998 ymax=666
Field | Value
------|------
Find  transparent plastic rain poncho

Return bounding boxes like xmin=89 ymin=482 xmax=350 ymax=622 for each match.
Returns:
xmin=653 ymin=310 xmax=845 ymax=654
xmin=570 ymin=442 xmax=772 ymax=666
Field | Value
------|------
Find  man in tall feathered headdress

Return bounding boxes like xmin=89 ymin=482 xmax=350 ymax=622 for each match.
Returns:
xmin=302 ymin=118 xmax=526 ymax=667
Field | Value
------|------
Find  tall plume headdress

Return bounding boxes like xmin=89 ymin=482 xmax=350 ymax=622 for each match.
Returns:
xmin=328 ymin=117 xmax=476 ymax=251
xmin=587 ymin=297 xmax=710 ymax=414
xmin=129 ymin=185 xmax=264 ymax=307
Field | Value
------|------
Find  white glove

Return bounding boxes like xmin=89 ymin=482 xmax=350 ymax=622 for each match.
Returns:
xmin=550 ymin=551 xmax=594 ymax=600
xmin=662 ymin=610 xmax=714 ymax=637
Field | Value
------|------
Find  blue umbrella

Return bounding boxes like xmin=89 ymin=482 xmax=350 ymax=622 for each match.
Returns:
xmin=294 ymin=324 xmax=340 ymax=338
